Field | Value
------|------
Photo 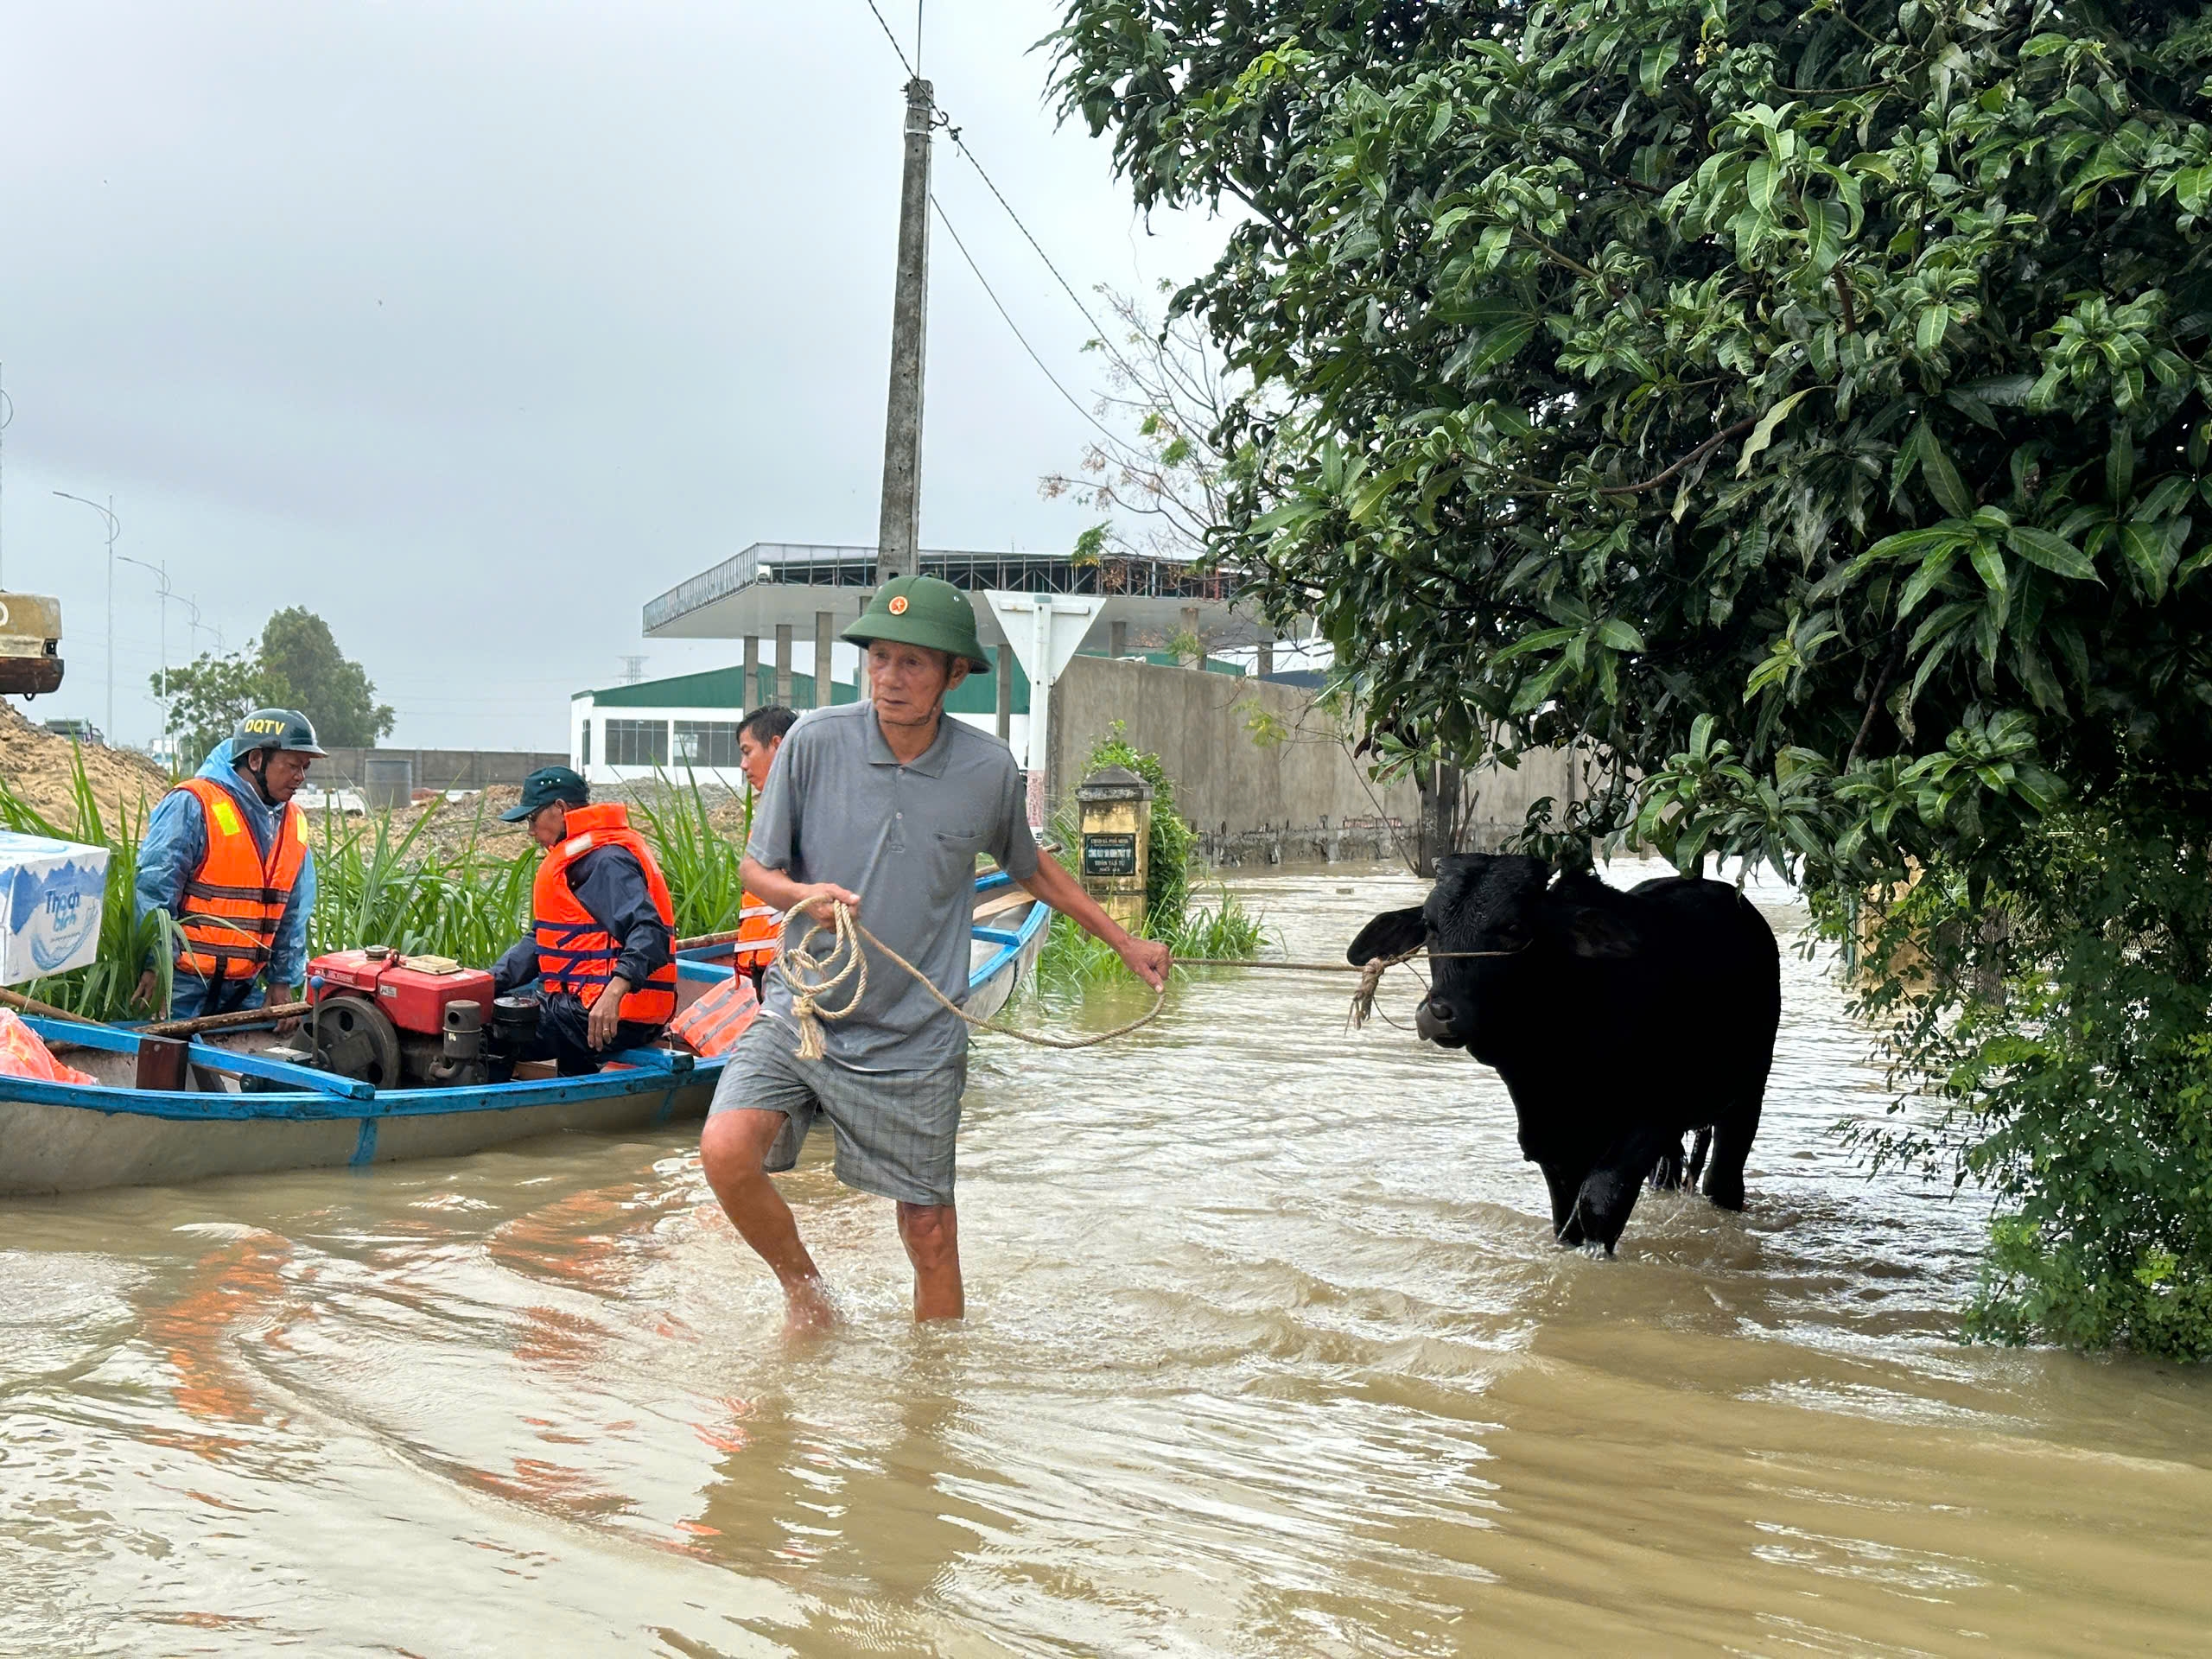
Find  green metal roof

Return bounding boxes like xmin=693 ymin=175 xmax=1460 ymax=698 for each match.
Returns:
xmin=578 ymin=649 xmax=1037 ymax=715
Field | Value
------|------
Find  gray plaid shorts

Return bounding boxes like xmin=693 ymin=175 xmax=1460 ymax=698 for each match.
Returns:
xmin=706 ymin=1014 xmax=967 ymax=1205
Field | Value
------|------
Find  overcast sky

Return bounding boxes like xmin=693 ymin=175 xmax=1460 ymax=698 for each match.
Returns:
xmin=0 ymin=1 xmax=1225 ymax=752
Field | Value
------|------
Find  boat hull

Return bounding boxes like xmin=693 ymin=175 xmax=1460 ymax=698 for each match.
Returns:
xmin=2 ymin=871 xmax=1049 ymax=1198
xmin=0 ymin=1073 xmax=720 ymax=1198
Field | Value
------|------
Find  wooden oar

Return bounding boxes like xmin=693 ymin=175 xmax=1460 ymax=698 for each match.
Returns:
xmin=142 ymin=1001 xmax=313 ymax=1039
xmin=0 ymin=985 xmax=104 ymax=1026
xmin=0 ymin=983 xmax=318 ymax=1040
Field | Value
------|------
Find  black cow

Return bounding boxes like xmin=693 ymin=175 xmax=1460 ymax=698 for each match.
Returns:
xmin=1350 ymin=855 xmax=1781 ymax=1253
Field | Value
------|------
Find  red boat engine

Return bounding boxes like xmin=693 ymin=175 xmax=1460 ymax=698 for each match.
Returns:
xmin=302 ymin=946 xmax=502 ymax=1089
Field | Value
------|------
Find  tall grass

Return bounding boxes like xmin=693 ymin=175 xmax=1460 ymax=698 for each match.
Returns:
xmin=622 ymin=773 xmax=750 ymax=939
xmin=0 ymin=763 xmax=753 ymax=1022
xmin=1034 ymin=887 xmax=1274 ymax=992
xmin=308 ymin=800 xmax=536 ymax=965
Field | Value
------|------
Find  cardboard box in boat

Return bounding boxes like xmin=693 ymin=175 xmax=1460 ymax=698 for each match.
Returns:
xmin=0 ymin=830 xmax=109 ymax=985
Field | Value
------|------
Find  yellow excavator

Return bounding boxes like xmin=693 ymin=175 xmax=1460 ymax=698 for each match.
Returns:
xmin=0 ymin=594 xmax=63 ymax=697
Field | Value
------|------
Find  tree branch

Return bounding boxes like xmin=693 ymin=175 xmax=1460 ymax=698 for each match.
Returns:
xmin=1593 ymin=418 xmax=1759 ymax=495
xmin=1847 ymin=632 xmax=1907 ymax=768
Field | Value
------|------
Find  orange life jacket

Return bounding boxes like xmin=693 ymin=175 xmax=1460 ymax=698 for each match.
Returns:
xmin=531 ymin=802 xmax=677 ymax=1027
xmin=171 ymin=777 xmax=309 ymax=982
xmin=734 ymin=893 xmax=780 ymax=975
xmin=669 ymin=971 xmax=760 ymax=1057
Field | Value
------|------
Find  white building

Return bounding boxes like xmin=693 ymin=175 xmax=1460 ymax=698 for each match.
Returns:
xmin=569 ymin=658 xmax=1033 ymax=791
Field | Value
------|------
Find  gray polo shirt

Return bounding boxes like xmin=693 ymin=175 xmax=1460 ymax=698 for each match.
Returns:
xmin=747 ymin=701 xmax=1040 ymax=1070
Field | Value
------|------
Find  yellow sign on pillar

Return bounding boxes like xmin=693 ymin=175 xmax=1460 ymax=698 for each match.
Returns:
xmin=1076 ymin=766 xmax=1154 ymax=935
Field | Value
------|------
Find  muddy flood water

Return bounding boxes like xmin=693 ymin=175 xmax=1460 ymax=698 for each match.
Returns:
xmin=3 ymin=861 xmax=2209 ymax=1656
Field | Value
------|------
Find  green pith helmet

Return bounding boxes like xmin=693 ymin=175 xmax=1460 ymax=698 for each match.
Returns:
xmin=233 ymin=708 xmax=327 ymax=757
xmin=842 ymin=575 xmax=991 ymax=674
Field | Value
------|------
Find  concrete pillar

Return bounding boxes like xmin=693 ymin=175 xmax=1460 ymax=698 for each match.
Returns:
xmin=1109 ymin=620 xmax=1128 ymax=658
xmin=858 ymin=594 xmax=874 ymax=700
xmin=742 ymin=634 xmax=759 ymax=712
xmin=1180 ymin=605 xmax=1203 ymax=668
xmin=775 ymin=623 xmax=793 ymax=707
xmin=1256 ymin=629 xmax=1274 ymax=677
xmin=874 ymin=78 xmax=935 ymax=586
xmin=814 ymin=611 xmax=836 ymax=709
xmin=995 ymin=645 xmax=1013 ymax=742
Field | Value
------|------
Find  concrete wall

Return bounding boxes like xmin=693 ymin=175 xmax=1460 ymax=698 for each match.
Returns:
xmin=1046 ymin=655 xmax=1582 ymax=866
xmin=319 ymin=748 xmax=568 ymax=792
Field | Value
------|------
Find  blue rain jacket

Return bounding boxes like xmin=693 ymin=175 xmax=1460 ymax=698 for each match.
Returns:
xmin=134 ymin=739 xmax=319 ymax=1019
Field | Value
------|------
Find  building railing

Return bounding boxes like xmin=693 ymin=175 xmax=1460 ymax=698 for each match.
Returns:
xmin=644 ymin=543 xmax=1239 ymax=631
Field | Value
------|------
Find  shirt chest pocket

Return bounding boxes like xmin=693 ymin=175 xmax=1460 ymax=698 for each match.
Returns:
xmin=929 ymin=828 xmax=988 ymax=899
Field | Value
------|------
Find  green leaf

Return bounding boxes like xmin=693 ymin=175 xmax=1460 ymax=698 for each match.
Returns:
xmin=1639 ymin=41 xmax=1681 ymax=98
xmin=1463 ymin=318 xmax=1537 ymax=377
xmin=1747 ymin=156 xmax=1779 ymax=214
xmin=1968 ymin=540 xmax=2010 ymax=596
xmin=2120 ymin=520 xmax=2172 ymax=601
xmin=1916 ymin=305 xmax=1953 ymax=356
xmin=2005 ymin=526 xmax=2099 ymax=582
xmin=1345 ymin=466 xmax=1406 ymax=524
xmin=1491 ymin=626 xmax=1579 ymax=666
xmin=1866 ymin=526 xmax=1967 ymax=563
xmin=1594 ymin=619 xmax=1646 ymax=652
xmin=1735 ymin=387 xmax=1817 ymax=477
xmin=1916 ymin=423 xmax=1974 ymax=518
xmin=1897 ymin=549 xmax=1959 ymax=620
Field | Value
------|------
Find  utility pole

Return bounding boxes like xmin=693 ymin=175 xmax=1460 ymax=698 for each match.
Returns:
xmin=0 ymin=364 xmax=11 ymax=589
xmin=54 ymin=491 xmax=119 ymax=738
xmin=874 ymin=75 xmax=934 ymax=586
xmin=119 ymin=554 xmax=172 ymax=741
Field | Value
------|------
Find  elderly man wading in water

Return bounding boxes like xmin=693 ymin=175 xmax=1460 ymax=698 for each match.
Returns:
xmin=701 ymin=575 xmax=1171 ymax=1328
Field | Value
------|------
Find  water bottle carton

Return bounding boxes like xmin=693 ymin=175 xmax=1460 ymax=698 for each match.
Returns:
xmin=0 ymin=830 xmax=111 ymax=986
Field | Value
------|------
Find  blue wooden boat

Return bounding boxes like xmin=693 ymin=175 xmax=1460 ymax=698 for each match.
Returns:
xmin=0 ymin=874 xmax=1049 ymax=1197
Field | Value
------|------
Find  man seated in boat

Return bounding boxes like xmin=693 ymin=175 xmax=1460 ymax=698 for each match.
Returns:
xmin=731 ymin=704 xmax=798 ymax=994
xmin=698 ymin=576 xmax=1170 ymax=1331
xmin=489 ymin=766 xmax=678 ymax=1075
xmin=133 ymin=708 xmax=323 ymax=1025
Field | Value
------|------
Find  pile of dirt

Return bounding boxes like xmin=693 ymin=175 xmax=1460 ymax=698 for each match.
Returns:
xmin=385 ymin=779 xmax=752 ymax=861
xmin=390 ymin=785 xmax=534 ymax=860
xmin=0 ymin=702 xmax=170 ymax=832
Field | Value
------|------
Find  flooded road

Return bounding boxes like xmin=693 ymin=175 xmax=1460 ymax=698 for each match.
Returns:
xmin=3 ymin=862 xmax=2209 ymax=1656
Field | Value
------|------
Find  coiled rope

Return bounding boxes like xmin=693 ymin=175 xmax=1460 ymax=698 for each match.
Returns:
xmin=777 ymin=901 xmax=1526 ymax=1057
xmin=779 ymin=902 xmax=1168 ymax=1058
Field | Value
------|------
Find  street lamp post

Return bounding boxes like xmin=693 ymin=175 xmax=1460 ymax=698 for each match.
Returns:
xmin=118 ymin=553 xmax=172 ymax=745
xmin=52 ymin=491 xmax=120 ymax=739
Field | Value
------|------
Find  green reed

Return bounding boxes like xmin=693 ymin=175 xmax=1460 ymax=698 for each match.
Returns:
xmin=0 ymin=765 xmax=755 ymax=1022
xmin=1033 ymin=886 xmax=1274 ymax=993
xmin=620 ymin=772 xmax=751 ymax=940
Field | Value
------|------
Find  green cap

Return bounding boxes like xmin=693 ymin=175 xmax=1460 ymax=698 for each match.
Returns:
xmin=503 ymin=765 xmax=590 ymax=821
xmin=842 ymin=575 xmax=991 ymax=674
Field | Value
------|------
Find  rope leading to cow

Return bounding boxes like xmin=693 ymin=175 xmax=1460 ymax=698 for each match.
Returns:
xmin=777 ymin=902 xmax=1524 ymax=1058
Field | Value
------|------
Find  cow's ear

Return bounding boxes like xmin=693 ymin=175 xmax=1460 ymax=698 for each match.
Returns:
xmin=1567 ymin=910 xmax=1637 ymax=958
xmin=1348 ymin=906 xmax=1426 ymax=965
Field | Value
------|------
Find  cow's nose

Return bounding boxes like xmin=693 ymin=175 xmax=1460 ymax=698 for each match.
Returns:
xmin=1414 ymin=998 xmax=1461 ymax=1046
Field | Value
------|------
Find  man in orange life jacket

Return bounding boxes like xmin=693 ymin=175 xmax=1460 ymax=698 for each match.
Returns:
xmin=490 ymin=766 xmax=677 ymax=1074
xmin=731 ymin=705 xmax=798 ymax=993
xmin=133 ymin=708 xmax=322 ymax=1024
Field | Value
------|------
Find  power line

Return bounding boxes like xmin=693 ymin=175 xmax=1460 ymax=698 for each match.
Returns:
xmin=931 ymin=196 xmax=1119 ymax=448
xmin=861 ymin=0 xmax=916 ymax=79
xmin=944 ymin=130 xmax=1116 ymax=351
xmin=850 ymin=0 xmax=1113 ymax=353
